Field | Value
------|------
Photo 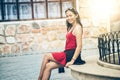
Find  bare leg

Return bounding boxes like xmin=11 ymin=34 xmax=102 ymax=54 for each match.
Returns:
xmin=42 ymin=61 xmax=61 ymax=80
xmin=38 ymin=53 xmax=62 ymax=80
xmin=38 ymin=54 xmax=49 ymax=80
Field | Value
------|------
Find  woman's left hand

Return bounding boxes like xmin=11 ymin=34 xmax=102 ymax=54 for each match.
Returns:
xmin=65 ymin=60 xmax=74 ymax=68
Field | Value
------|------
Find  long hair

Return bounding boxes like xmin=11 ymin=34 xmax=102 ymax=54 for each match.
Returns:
xmin=65 ymin=8 xmax=83 ymax=31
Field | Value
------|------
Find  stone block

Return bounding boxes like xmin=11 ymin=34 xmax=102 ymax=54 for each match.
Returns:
xmin=40 ymin=40 xmax=49 ymax=50
xmin=40 ymin=28 xmax=47 ymax=34
xmin=32 ymin=33 xmax=45 ymax=43
xmin=16 ymin=34 xmax=32 ymax=43
xmin=21 ymin=42 xmax=30 ymax=52
xmin=17 ymin=24 xmax=31 ymax=33
xmin=0 ymin=24 xmax=5 ymax=35
xmin=0 ymin=36 xmax=5 ymax=44
xmin=5 ymin=25 xmax=16 ymax=36
xmin=11 ymin=45 xmax=20 ymax=53
xmin=47 ymin=31 xmax=57 ymax=41
xmin=32 ymin=22 xmax=41 ymax=29
xmin=6 ymin=37 xmax=15 ymax=44
xmin=30 ymin=43 xmax=39 ymax=51
xmin=4 ymin=45 xmax=11 ymax=54
xmin=0 ymin=45 xmax=3 ymax=55
xmin=0 ymin=28 xmax=4 ymax=35
xmin=57 ymin=33 xmax=66 ymax=40
xmin=32 ymin=29 xmax=40 ymax=33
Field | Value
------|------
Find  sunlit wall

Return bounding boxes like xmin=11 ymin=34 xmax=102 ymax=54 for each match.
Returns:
xmin=77 ymin=0 xmax=120 ymax=32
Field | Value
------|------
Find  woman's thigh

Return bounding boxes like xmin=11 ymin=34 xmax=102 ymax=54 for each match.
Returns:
xmin=44 ymin=53 xmax=58 ymax=63
xmin=46 ymin=61 xmax=62 ymax=70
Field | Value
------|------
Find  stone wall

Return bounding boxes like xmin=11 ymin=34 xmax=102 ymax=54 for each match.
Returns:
xmin=0 ymin=18 xmax=108 ymax=56
xmin=0 ymin=19 xmax=67 ymax=56
xmin=110 ymin=0 xmax=120 ymax=32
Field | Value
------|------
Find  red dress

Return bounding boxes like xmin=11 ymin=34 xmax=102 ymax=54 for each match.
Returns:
xmin=52 ymin=31 xmax=76 ymax=66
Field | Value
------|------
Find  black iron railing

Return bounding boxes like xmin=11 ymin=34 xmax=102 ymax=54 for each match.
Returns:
xmin=98 ymin=31 xmax=120 ymax=65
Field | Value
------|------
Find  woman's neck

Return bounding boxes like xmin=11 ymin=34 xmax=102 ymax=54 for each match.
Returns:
xmin=72 ymin=22 xmax=77 ymax=29
xmin=72 ymin=21 xmax=77 ymax=28
xmin=67 ymin=21 xmax=77 ymax=32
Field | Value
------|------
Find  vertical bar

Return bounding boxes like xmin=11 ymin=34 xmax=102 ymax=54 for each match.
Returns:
xmin=117 ymin=31 xmax=120 ymax=64
xmin=31 ymin=0 xmax=34 ymax=19
xmin=104 ymin=35 xmax=108 ymax=62
xmin=102 ymin=35 xmax=105 ymax=61
xmin=118 ymin=42 xmax=120 ymax=64
xmin=108 ymin=36 xmax=111 ymax=63
xmin=1 ymin=0 xmax=4 ymax=20
xmin=60 ymin=0 xmax=62 ymax=18
xmin=98 ymin=37 xmax=103 ymax=60
xmin=46 ymin=0 xmax=48 ymax=18
xmin=112 ymin=33 xmax=115 ymax=64
xmin=16 ymin=0 xmax=19 ymax=20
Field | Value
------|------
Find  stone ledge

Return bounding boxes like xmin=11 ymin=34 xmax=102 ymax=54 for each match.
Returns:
xmin=97 ymin=59 xmax=120 ymax=70
xmin=69 ymin=55 xmax=120 ymax=80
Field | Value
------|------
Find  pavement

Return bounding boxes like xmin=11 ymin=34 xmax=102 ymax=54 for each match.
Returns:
xmin=0 ymin=53 xmax=75 ymax=80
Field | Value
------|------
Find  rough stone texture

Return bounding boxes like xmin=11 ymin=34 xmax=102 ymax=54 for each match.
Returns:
xmin=6 ymin=37 xmax=15 ymax=44
xmin=0 ymin=45 xmax=3 ymax=55
xmin=11 ymin=44 xmax=20 ymax=54
xmin=0 ymin=19 xmax=68 ymax=55
xmin=0 ymin=19 xmax=108 ymax=55
xmin=111 ymin=21 xmax=120 ymax=32
xmin=0 ymin=27 xmax=4 ymax=35
xmin=5 ymin=25 xmax=16 ymax=36
xmin=4 ymin=45 xmax=11 ymax=54
xmin=17 ymin=24 xmax=31 ymax=34
xmin=72 ymin=70 xmax=120 ymax=80
xmin=47 ymin=31 xmax=57 ymax=41
xmin=0 ymin=36 xmax=5 ymax=44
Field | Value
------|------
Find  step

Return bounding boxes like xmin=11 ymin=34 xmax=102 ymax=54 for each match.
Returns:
xmin=69 ymin=55 xmax=120 ymax=80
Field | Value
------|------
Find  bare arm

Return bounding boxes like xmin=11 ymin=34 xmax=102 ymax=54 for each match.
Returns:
xmin=72 ymin=24 xmax=82 ymax=61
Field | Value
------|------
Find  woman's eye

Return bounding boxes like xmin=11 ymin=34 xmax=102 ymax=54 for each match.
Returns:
xmin=66 ymin=15 xmax=72 ymax=18
xmin=69 ymin=15 xmax=72 ymax=17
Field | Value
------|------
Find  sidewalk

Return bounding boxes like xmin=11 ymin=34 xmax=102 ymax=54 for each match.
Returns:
xmin=0 ymin=53 xmax=74 ymax=80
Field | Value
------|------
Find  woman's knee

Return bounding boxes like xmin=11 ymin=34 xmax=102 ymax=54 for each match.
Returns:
xmin=44 ymin=53 xmax=51 ymax=60
xmin=45 ymin=63 xmax=53 ymax=71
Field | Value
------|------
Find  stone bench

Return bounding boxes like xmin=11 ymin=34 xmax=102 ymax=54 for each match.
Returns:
xmin=69 ymin=55 xmax=120 ymax=80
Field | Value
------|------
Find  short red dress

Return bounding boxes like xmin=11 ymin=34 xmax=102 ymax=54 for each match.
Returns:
xmin=52 ymin=31 xmax=76 ymax=66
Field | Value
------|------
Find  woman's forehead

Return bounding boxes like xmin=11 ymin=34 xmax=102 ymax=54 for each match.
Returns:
xmin=66 ymin=10 xmax=74 ymax=15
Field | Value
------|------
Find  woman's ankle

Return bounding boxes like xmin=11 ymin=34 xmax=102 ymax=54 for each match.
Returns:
xmin=38 ymin=76 xmax=42 ymax=80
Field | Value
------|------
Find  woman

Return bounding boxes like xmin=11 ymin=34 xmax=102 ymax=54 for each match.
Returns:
xmin=38 ymin=8 xmax=85 ymax=80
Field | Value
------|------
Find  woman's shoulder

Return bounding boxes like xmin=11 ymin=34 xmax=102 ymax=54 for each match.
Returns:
xmin=76 ymin=24 xmax=82 ymax=29
xmin=73 ymin=24 xmax=82 ymax=35
xmin=74 ymin=24 xmax=82 ymax=32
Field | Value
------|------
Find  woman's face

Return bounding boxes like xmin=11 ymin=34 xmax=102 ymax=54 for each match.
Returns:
xmin=66 ymin=10 xmax=77 ymax=24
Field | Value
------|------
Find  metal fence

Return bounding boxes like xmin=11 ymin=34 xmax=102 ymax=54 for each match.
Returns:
xmin=98 ymin=31 xmax=120 ymax=65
